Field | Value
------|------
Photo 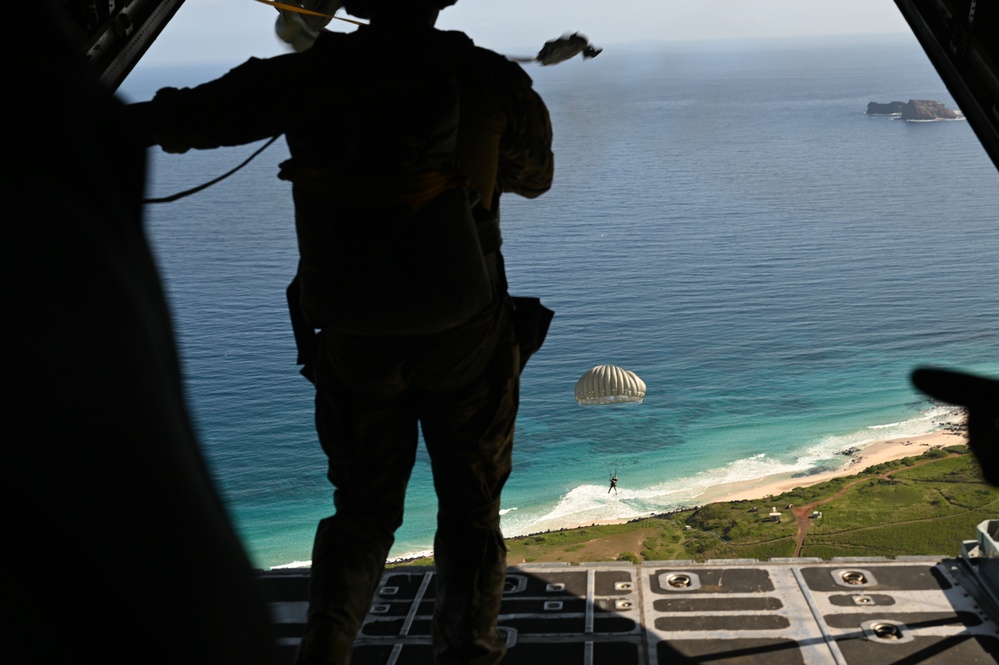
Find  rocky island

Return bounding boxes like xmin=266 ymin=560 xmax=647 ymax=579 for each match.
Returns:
xmin=867 ymin=98 xmax=961 ymax=120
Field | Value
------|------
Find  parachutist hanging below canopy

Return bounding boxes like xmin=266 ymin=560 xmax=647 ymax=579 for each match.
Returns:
xmin=534 ymin=32 xmax=603 ymax=66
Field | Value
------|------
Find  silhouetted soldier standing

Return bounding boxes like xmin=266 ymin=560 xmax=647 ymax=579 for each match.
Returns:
xmin=128 ymin=1 xmax=554 ymax=663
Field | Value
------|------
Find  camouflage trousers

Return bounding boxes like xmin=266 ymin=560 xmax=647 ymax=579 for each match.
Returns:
xmin=298 ymin=297 xmax=519 ymax=665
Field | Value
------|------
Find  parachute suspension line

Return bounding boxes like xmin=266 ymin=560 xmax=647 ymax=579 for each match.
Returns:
xmin=143 ymin=136 xmax=281 ymax=204
xmin=607 ymin=465 xmax=619 ymax=494
xmin=253 ymin=0 xmax=366 ymax=26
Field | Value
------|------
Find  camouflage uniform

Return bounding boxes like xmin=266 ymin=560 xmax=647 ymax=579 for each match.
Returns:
xmin=132 ymin=18 xmax=552 ymax=665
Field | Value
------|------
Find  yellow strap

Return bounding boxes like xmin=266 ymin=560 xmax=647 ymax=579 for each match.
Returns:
xmin=253 ymin=0 xmax=366 ymax=26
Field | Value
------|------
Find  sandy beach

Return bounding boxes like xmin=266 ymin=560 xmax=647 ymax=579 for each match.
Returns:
xmin=690 ymin=407 xmax=969 ymax=506
xmin=561 ymin=407 xmax=971 ymax=535
xmin=386 ymin=408 xmax=970 ymax=563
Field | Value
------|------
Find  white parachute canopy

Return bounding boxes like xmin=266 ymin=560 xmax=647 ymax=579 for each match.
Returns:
xmin=574 ymin=365 xmax=646 ymax=406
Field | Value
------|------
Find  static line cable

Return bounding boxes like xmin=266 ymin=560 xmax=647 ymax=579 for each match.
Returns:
xmin=143 ymin=136 xmax=281 ymax=204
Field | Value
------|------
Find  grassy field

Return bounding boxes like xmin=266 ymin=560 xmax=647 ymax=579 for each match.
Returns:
xmin=392 ymin=445 xmax=998 ymax=567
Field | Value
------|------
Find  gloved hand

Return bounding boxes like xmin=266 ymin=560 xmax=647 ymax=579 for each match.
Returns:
xmin=911 ymin=366 xmax=999 ymax=485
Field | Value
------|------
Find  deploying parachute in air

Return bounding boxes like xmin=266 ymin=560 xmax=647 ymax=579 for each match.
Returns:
xmin=574 ymin=365 xmax=646 ymax=406
xmin=534 ymin=32 xmax=603 ymax=66
xmin=268 ymin=1 xmax=604 ymax=68
xmin=267 ymin=1 xmax=604 ymax=67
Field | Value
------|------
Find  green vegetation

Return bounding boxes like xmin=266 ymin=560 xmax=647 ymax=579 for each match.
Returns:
xmin=389 ymin=447 xmax=997 ymax=567
xmin=801 ymin=448 xmax=999 ymax=558
xmin=504 ymin=522 xmax=658 ymax=563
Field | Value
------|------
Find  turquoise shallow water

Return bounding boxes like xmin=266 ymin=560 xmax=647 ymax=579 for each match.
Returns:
xmin=121 ymin=33 xmax=999 ymax=569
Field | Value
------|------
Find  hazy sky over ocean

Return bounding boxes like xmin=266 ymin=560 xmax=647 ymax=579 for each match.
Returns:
xmin=136 ymin=0 xmax=912 ymax=66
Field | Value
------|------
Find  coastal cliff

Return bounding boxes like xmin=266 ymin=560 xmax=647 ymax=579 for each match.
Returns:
xmin=867 ymin=98 xmax=961 ymax=119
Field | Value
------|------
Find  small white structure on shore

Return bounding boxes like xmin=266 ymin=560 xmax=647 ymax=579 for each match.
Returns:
xmin=769 ymin=507 xmax=782 ymax=523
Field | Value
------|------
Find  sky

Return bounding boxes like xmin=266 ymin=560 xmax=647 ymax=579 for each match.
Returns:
xmin=135 ymin=0 xmax=913 ymax=67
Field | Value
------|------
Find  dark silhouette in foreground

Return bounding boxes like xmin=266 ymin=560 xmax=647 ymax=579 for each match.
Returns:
xmin=127 ymin=1 xmax=554 ymax=663
xmin=912 ymin=367 xmax=999 ymax=485
xmin=4 ymin=2 xmax=279 ymax=663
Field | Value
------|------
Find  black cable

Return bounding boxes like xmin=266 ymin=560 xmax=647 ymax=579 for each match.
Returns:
xmin=143 ymin=135 xmax=281 ymax=204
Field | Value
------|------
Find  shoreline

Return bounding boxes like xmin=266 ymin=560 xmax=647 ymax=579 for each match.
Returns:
xmin=502 ymin=406 xmax=969 ymax=537
xmin=690 ymin=413 xmax=967 ymax=505
xmin=375 ymin=408 xmax=970 ymax=567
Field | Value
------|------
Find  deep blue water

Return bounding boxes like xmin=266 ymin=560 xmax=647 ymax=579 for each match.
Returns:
xmin=120 ymin=33 xmax=999 ymax=568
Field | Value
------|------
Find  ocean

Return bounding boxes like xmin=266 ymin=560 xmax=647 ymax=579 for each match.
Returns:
xmin=119 ymin=33 xmax=999 ymax=569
